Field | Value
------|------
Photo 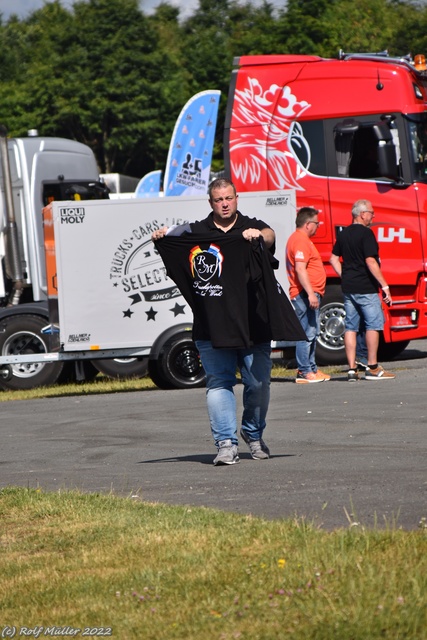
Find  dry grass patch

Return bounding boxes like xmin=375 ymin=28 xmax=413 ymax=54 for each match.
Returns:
xmin=0 ymin=375 xmax=157 ymax=402
xmin=0 ymin=364 xmax=338 ymax=402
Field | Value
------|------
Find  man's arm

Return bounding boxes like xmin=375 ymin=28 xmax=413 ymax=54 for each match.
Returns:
xmin=260 ymin=227 xmax=275 ymax=248
xmin=365 ymin=257 xmax=392 ymax=304
xmin=329 ymin=253 xmax=342 ymax=277
xmin=295 ymin=261 xmax=319 ymax=309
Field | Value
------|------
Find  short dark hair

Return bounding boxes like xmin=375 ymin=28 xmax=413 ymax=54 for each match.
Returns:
xmin=295 ymin=207 xmax=319 ymax=228
xmin=208 ymin=178 xmax=236 ymax=200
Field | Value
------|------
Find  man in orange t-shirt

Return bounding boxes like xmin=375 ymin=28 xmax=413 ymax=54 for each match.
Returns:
xmin=286 ymin=207 xmax=328 ymax=383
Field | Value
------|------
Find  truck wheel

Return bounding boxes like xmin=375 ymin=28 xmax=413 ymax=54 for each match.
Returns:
xmin=316 ymin=285 xmax=347 ymax=365
xmin=92 ymin=357 xmax=149 ymax=379
xmin=149 ymin=334 xmax=206 ymax=389
xmin=0 ymin=315 xmax=65 ymax=390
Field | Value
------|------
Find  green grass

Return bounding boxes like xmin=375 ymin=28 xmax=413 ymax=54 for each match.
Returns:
xmin=0 ymin=365 xmax=338 ymax=402
xmin=0 ymin=488 xmax=426 ymax=639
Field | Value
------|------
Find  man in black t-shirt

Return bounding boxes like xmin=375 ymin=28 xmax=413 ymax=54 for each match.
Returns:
xmin=330 ymin=199 xmax=395 ymax=382
xmin=152 ymin=178 xmax=276 ymax=465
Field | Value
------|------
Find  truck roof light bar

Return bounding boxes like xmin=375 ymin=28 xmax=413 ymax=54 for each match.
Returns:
xmin=338 ymin=49 xmax=390 ymax=60
xmin=338 ymin=50 xmax=416 ymax=69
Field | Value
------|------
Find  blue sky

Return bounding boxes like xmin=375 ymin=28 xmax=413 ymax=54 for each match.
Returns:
xmin=1 ymin=0 xmax=286 ymax=21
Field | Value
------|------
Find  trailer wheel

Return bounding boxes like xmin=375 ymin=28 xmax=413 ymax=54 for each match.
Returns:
xmin=149 ymin=334 xmax=206 ymax=389
xmin=91 ymin=356 xmax=149 ymax=379
xmin=0 ymin=315 xmax=65 ymax=390
xmin=316 ymin=285 xmax=347 ymax=365
xmin=147 ymin=359 xmax=173 ymax=390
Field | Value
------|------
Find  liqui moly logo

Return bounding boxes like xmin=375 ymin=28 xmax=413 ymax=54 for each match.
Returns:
xmin=60 ymin=207 xmax=85 ymax=224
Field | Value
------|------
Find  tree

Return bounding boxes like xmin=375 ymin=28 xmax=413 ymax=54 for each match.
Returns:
xmin=0 ymin=0 xmax=191 ymax=177
xmin=1 ymin=0 xmax=426 ymax=176
xmin=179 ymin=0 xmax=282 ymax=170
xmin=390 ymin=0 xmax=427 ymax=55
xmin=226 ymin=1 xmax=280 ymax=57
xmin=320 ymin=0 xmax=397 ymax=57
xmin=146 ymin=4 xmax=193 ymax=174
xmin=275 ymin=0 xmax=333 ymax=54
xmin=0 ymin=3 xmax=75 ymax=138
xmin=58 ymin=0 xmax=182 ymax=175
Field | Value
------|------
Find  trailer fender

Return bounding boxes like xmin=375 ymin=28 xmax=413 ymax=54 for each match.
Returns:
xmin=0 ymin=301 xmax=49 ymax=321
xmin=147 ymin=324 xmax=206 ymax=389
xmin=148 ymin=323 xmax=194 ymax=360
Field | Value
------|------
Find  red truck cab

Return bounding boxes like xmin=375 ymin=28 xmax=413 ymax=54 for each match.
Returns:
xmin=224 ymin=51 xmax=427 ymax=363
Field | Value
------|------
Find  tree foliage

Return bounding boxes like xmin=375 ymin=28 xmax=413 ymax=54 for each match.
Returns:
xmin=0 ymin=0 xmax=427 ymax=177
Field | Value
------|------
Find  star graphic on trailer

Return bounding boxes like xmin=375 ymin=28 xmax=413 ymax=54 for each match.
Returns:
xmin=146 ymin=307 xmax=157 ymax=321
xmin=170 ymin=303 xmax=186 ymax=317
xmin=123 ymin=309 xmax=133 ymax=318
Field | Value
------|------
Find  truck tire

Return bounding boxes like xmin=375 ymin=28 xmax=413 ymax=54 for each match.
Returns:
xmin=148 ymin=333 xmax=206 ymax=389
xmin=91 ymin=356 xmax=149 ymax=379
xmin=0 ymin=315 xmax=65 ymax=390
xmin=59 ymin=360 xmax=99 ymax=383
xmin=316 ymin=285 xmax=347 ymax=365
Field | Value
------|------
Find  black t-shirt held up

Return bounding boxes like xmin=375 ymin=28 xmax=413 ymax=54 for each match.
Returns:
xmin=154 ymin=212 xmax=306 ymax=348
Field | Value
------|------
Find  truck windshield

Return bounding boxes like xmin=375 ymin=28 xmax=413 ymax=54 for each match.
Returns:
xmin=42 ymin=180 xmax=110 ymax=205
xmin=405 ymin=113 xmax=427 ymax=182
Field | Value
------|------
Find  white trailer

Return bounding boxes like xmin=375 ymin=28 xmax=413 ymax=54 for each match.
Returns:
xmin=0 ymin=190 xmax=296 ymax=389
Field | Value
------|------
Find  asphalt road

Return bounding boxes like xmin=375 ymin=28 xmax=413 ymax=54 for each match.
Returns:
xmin=1 ymin=341 xmax=426 ymax=531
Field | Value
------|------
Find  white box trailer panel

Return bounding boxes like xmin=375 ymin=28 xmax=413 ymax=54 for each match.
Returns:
xmin=49 ymin=190 xmax=296 ymax=352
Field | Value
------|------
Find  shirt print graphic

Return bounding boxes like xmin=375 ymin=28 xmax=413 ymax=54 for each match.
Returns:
xmin=189 ymin=244 xmax=224 ymax=297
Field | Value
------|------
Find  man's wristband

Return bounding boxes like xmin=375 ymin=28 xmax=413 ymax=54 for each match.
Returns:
xmin=382 ymin=286 xmax=390 ymax=291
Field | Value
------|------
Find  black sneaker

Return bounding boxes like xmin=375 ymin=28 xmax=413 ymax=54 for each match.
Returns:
xmin=347 ymin=369 xmax=359 ymax=382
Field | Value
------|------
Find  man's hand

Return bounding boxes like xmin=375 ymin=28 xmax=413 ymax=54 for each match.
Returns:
xmin=152 ymin=227 xmax=169 ymax=241
xmin=242 ymin=228 xmax=263 ymax=242
xmin=242 ymin=227 xmax=275 ymax=248
xmin=308 ymin=292 xmax=320 ymax=309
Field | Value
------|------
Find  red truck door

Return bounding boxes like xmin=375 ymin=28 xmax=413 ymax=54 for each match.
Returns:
xmin=325 ymin=113 xmax=425 ymax=347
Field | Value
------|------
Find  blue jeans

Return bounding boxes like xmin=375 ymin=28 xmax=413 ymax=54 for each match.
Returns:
xmin=292 ymin=292 xmax=320 ymax=374
xmin=195 ymin=341 xmax=272 ymax=446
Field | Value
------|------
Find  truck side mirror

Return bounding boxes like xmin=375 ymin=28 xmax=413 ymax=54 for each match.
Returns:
xmin=373 ymin=123 xmax=399 ymax=181
xmin=377 ymin=142 xmax=398 ymax=180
